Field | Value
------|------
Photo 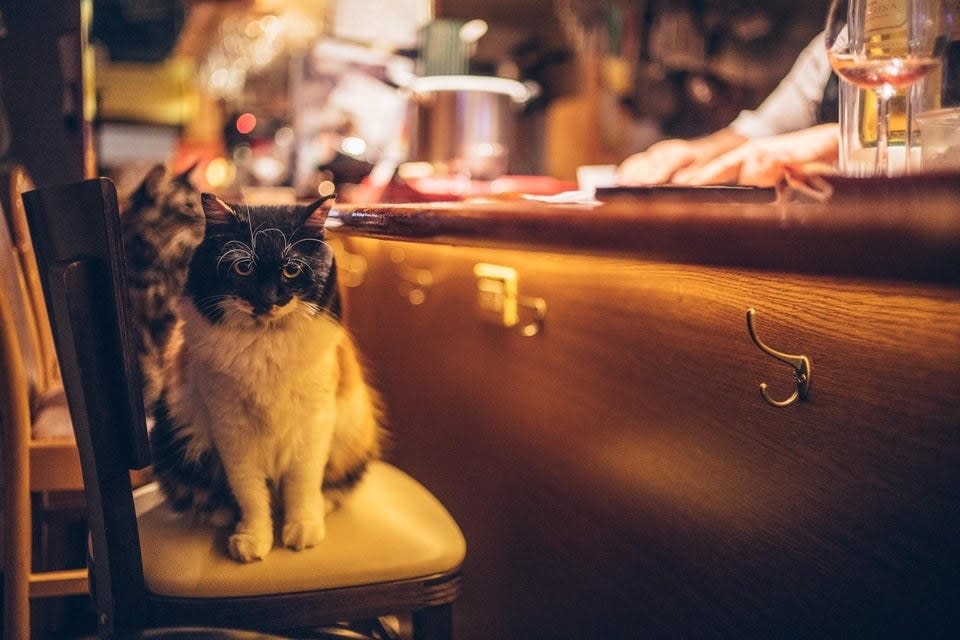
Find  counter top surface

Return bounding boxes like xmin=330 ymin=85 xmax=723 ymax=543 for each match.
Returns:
xmin=328 ymin=174 xmax=960 ymax=283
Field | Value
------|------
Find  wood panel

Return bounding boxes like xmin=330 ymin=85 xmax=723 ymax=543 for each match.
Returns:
xmin=0 ymin=0 xmax=95 ymax=186
xmin=335 ymin=234 xmax=960 ymax=639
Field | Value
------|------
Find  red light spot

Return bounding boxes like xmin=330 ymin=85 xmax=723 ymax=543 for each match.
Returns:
xmin=236 ymin=113 xmax=257 ymax=135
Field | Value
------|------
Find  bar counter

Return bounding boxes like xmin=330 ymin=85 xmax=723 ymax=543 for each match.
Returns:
xmin=327 ymin=176 xmax=960 ymax=639
xmin=330 ymin=174 xmax=960 ymax=283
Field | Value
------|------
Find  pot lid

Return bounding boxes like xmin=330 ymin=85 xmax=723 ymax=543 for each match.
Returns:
xmin=408 ymin=75 xmax=534 ymax=103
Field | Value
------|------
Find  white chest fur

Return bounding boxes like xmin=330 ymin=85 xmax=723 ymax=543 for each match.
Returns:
xmin=169 ymin=300 xmax=343 ymax=472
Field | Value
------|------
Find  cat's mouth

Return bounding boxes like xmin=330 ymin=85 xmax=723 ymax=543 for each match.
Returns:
xmin=219 ymin=297 xmax=299 ymax=326
xmin=258 ymin=300 xmax=298 ymax=320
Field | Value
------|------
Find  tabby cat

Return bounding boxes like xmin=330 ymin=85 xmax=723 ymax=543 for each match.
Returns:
xmin=121 ymin=166 xmax=383 ymax=562
xmin=121 ymin=164 xmax=205 ymax=412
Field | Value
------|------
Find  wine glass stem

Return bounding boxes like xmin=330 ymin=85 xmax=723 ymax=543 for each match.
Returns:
xmin=874 ymin=88 xmax=892 ymax=177
xmin=905 ymin=83 xmax=916 ymax=175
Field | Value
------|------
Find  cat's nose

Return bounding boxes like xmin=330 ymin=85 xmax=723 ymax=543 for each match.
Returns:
xmin=254 ymin=292 xmax=292 ymax=314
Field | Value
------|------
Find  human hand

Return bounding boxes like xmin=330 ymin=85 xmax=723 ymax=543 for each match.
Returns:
xmin=616 ymin=128 xmax=747 ymax=185
xmin=616 ymin=139 xmax=703 ymax=185
xmin=671 ymin=124 xmax=840 ymax=187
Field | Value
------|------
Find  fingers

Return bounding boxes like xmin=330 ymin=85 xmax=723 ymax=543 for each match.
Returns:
xmin=738 ymin=153 xmax=785 ymax=187
xmin=616 ymin=140 xmax=697 ymax=185
xmin=617 ymin=154 xmax=684 ymax=184
xmin=672 ymin=148 xmax=745 ymax=185
xmin=673 ymin=146 xmax=785 ymax=187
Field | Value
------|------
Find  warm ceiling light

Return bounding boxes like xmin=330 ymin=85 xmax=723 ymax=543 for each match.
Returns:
xmin=459 ymin=19 xmax=488 ymax=44
xmin=235 ymin=112 xmax=257 ymax=134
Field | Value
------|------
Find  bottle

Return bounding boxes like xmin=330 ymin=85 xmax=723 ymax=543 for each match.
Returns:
xmin=857 ymin=0 xmax=911 ymax=146
xmin=915 ymin=2 xmax=960 ymax=171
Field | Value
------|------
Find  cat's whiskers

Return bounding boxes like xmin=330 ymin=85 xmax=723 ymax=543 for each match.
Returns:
xmin=217 ymin=241 xmax=257 ymax=276
xmin=286 ymin=237 xmax=325 ymax=253
xmin=284 ymin=238 xmax=329 ymax=278
xmin=221 ymin=240 xmax=253 ymax=253
xmin=194 ymin=294 xmax=235 ymax=318
xmin=238 ymin=205 xmax=256 ymax=248
xmin=218 ymin=302 xmax=257 ymax=327
xmin=287 ymin=256 xmax=314 ymax=276
xmin=201 ymin=293 xmax=299 ymax=327
xmin=262 ymin=299 xmax=298 ymax=323
xmin=299 ymin=300 xmax=321 ymax=317
xmin=244 ymin=209 xmax=284 ymax=250
xmin=298 ymin=300 xmax=337 ymax=324
xmin=254 ymin=227 xmax=288 ymax=248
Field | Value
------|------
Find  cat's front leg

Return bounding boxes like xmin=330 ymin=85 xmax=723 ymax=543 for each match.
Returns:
xmin=224 ymin=464 xmax=274 ymax=562
xmin=281 ymin=462 xmax=327 ymax=551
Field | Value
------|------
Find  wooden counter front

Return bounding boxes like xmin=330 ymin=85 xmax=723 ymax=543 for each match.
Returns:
xmin=328 ymin=182 xmax=960 ymax=639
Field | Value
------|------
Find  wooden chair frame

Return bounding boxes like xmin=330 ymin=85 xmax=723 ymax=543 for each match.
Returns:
xmin=1 ymin=162 xmax=87 ymax=640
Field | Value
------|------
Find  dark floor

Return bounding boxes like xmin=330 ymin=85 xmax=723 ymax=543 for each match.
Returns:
xmin=31 ymin=595 xmax=98 ymax=639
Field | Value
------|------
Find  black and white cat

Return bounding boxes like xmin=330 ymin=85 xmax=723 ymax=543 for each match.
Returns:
xmin=121 ymin=166 xmax=383 ymax=562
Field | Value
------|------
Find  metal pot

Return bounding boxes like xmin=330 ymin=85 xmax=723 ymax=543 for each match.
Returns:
xmin=405 ymin=75 xmax=534 ymax=180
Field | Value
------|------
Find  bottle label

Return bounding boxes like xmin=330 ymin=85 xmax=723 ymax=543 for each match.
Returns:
xmin=865 ymin=0 xmax=907 ymax=35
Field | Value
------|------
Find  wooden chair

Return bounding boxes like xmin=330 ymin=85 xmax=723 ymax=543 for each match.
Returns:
xmin=0 ymin=163 xmax=88 ymax=640
xmin=22 ymin=177 xmax=465 ymax=640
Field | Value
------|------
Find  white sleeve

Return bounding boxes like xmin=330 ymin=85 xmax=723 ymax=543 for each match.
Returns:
xmin=729 ymin=32 xmax=834 ymax=138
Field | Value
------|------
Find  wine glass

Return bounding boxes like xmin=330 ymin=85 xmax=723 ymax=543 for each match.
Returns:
xmin=825 ymin=0 xmax=950 ymax=176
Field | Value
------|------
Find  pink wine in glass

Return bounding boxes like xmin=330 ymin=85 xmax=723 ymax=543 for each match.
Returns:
xmin=830 ymin=55 xmax=943 ymax=91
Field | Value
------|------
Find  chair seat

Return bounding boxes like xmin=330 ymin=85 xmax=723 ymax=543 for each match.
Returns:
xmin=136 ymin=461 xmax=465 ymax=598
xmin=29 ymin=439 xmax=83 ymax=492
xmin=29 ymin=386 xmax=83 ymax=492
xmin=31 ymin=386 xmax=74 ymax=439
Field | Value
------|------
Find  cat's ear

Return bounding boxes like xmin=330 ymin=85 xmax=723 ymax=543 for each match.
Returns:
xmin=298 ymin=193 xmax=336 ymax=232
xmin=200 ymin=193 xmax=244 ymax=225
xmin=172 ymin=160 xmax=200 ymax=185
xmin=133 ymin=164 xmax=167 ymax=202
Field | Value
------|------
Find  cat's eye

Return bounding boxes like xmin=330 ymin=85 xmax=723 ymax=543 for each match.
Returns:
xmin=282 ymin=263 xmax=302 ymax=280
xmin=232 ymin=260 xmax=254 ymax=276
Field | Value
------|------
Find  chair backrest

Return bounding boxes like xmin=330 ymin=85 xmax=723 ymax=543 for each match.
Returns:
xmin=23 ymin=177 xmax=153 ymax=637
xmin=0 ymin=194 xmax=44 ymax=403
xmin=0 ymin=161 xmax=60 ymax=392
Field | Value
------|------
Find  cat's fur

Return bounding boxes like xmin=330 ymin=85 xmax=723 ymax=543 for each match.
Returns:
xmin=121 ymin=164 xmax=205 ymax=413
xmin=122 ymin=166 xmax=383 ymax=562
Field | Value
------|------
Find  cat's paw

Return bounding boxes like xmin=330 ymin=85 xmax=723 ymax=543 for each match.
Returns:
xmin=228 ymin=523 xmax=273 ymax=562
xmin=324 ymin=495 xmax=341 ymax=514
xmin=281 ymin=517 xmax=326 ymax=551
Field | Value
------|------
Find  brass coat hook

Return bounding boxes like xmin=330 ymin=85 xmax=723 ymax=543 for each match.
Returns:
xmin=745 ymin=308 xmax=812 ymax=407
xmin=473 ymin=263 xmax=546 ymax=336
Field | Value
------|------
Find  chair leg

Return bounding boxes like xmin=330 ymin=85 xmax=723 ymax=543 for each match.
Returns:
xmin=2 ymin=390 xmax=31 ymax=640
xmin=411 ymin=604 xmax=453 ymax=640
